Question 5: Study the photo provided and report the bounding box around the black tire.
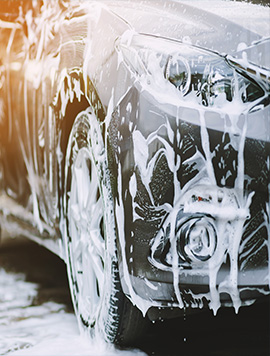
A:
[62,108,148,345]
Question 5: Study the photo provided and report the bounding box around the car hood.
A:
[106,0,270,67]
[232,38,270,72]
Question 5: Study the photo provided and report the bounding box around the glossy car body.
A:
[0,0,269,343]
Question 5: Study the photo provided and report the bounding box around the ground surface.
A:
[0,235,269,356]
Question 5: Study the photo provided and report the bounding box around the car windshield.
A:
[180,0,270,38]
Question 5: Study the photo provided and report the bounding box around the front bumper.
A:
[108,78,270,313]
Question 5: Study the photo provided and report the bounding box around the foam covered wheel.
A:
[63,109,148,345]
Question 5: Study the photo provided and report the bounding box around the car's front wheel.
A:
[62,109,148,345]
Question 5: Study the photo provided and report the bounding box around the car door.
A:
[0,2,31,206]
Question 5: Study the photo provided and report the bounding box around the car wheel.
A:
[63,108,148,345]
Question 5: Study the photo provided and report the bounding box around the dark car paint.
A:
[0,0,269,316]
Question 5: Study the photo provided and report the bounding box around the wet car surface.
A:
[0,0,269,347]
[0,236,269,355]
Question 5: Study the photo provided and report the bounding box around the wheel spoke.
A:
[88,245,104,287]
[68,146,105,326]
[70,203,80,224]
[73,166,87,210]
[74,157,92,210]
[89,198,103,230]
[89,229,105,260]
[82,254,100,307]
[87,270,99,308]
[73,238,84,263]
[85,180,99,212]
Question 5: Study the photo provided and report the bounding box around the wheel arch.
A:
[51,68,107,216]
[53,68,106,156]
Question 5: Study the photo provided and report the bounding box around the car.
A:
[0,0,269,346]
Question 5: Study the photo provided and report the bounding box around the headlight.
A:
[116,33,265,109]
